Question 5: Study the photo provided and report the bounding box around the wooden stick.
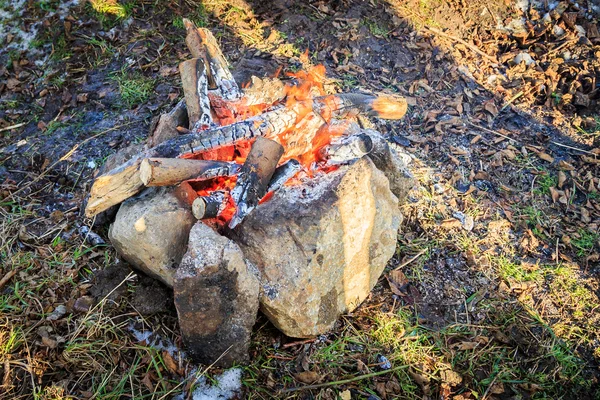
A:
[280,365,409,393]
[183,19,241,100]
[140,158,240,186]
[229,137,284,228]
[426,27,497,62]
[266,159,302,193]
[0,269,17,290]
[179,58,213,129]
[192,192,226,219]
[148,100,189,147]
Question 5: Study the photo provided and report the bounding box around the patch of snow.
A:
[128,324,181,357]
[191,369,243,400]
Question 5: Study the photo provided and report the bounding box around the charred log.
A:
[179,58,213,129]
[266,159,302,193]
[322,133,373,164]
[140,158,240,187]
[229,137,284,228]
[183,18,241,100]
[148,100,189,147]
[191,192,226,220]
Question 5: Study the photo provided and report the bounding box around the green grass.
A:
[533,172,557,196]
[571,229,598,257]
[494,255,541,283]
[111,68,155,108]
[364,19,390,38]
[51,34,73,61]
[173,4,208,29]
[521,205,544,227]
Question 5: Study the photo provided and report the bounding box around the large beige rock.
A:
[108,187,195,286]
[174,222,260,367]
[235,157,404,337]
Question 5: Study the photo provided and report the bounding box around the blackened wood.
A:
[229,138,284,228]
[183,19,240,100]
[191,192,226,220]
[266,159,302,193]
[322,133,373,164]
[84,93,405,217]
[140,158,240,187]
[179,58,213,129]
[148,100,189,147]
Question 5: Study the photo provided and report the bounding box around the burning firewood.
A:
[139,158,240,187]
[183,18,241,100]
[229,137,284,228]
[84,92,407,217]
[191,192,226,220]
[179,58,213,130]
[266,159,302,193]
[322,133,374,164]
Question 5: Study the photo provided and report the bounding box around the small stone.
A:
[73,296,94,313]
[433,183,445,194]
[174,222,259,367]
[47,305,67,321]
[455,180,471,193]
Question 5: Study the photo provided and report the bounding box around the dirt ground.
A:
[1,0,599,399]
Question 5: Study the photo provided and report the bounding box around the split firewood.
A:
[322,133,374,164]
[192,192,226,220]
[229,137,284,228]
[84,93,407,217]
[179,58,213,129]
[140,158,240,187]
[266,159,302,193]
[148,100,189,147]
[242,76,286,106]
[183,18,241,100]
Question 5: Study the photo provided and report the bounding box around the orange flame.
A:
[183,64,358,226]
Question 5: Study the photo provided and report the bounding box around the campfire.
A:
[86,20,413,367]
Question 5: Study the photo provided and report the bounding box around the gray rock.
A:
[108,187,195,287]
[174,222,260,367]
[235,157,402,337]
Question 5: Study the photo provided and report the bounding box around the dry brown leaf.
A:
[162,350,179,375]
[549,187,560,203]
[295,371,321,384]
[441,219,462,229]
[538,152,554,162]
[470,134,481,144]
[558,160,575,170]
[581,207,591,223]
[558,170,567,188]
[582,156,600,165]
[387,269,409,296]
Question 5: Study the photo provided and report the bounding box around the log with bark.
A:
[183,18,241,100]
[179,58,213,129]
[140,158,240,187]
[192,192,226,220]
[229,137,284,228]
[148,100,189,147]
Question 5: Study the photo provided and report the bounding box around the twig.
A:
[546,38,578,56]
[392,249,428,272]
[0,122,27,133]
[466,121,517,143]
[282,338,317,348]
[549,141,596,155]
[0,269,17,290]
[280,365,409,393]
[426,27,497,62]
[6,122,134,198]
